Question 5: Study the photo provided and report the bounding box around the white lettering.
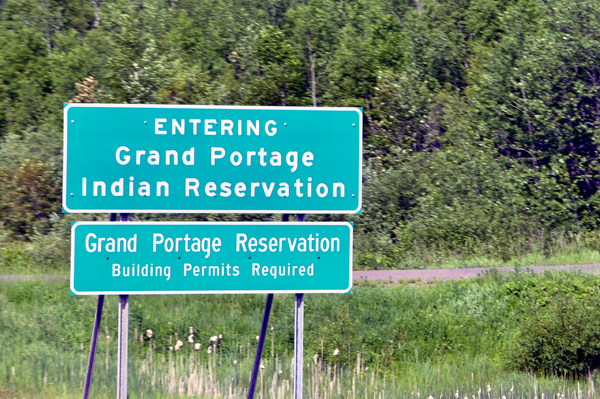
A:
[205,119,217,135]
[211,147,225,165]
[189,119,201,135]
[172,119,185,135]
[183,147,195,165]
[236,233,247,251]
[221,120,234,135]
[205,182,217,197]
[116,146,130,165]
[286,152,298,172]
[86,233,97,252]
[155,118,167,134]
[265,120,277,136]
[185,178,199,196]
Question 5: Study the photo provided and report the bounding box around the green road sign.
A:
[71,222,353,295]
[63,104,362,214]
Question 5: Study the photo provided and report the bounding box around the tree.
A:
[242,25,306,105]
[467,0,600,231]
[0,0,53,135]
[1,159,61,237]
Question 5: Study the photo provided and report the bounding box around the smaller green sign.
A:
[71,222,352,295]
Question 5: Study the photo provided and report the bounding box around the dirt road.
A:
[354,264,600,282]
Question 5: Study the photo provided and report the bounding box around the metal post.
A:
[82,213,116,399]
[294,213,305,399]
[117,213,130,399]
[83,295,104,399]
[294,293,304,399]
[247,214,289,399]
[247,294,274,399]
[117,295,129,399]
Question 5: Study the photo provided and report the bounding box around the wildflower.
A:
[487,385,491,395]
[146,329,153,339]
[233,360,238,366]
[256,335,260,341]
[279,370,283,374]
[106,335,110,342]
[313,354,319,364]
[428,395,434,399]
[209,335,218,344]
[456,390,459,399]
[189,327,193,334]
[510,385,513,393]
[188,334,194,344]
[260,363,265,369]
[194,343,201,351]
[502,396,506,399]
[169,346,173,351]
[219,334,223,339]
[174,340,183,351]
[333,348,340,357]
[365,367,369,370]
[207,347,212,354]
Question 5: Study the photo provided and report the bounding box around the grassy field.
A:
[357,231,600,271]
[2,271,600,398]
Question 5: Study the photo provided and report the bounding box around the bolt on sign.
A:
[63,104,362,214]
[71,222,353,295]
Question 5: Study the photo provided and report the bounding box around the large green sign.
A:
[71,222,353,295]
[63,104,362,214]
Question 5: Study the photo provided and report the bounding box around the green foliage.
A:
[503,272,600,375]
[246,24,306,105]
[1,0,600,268]
[0,160,61,237]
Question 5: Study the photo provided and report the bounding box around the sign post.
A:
[294,292,304,399]
[116,213,130,399]
[294,213,306,399]
[247,213,289,399]
[82,295,104,399]
[82,212,115,399]
[117,294,128,399]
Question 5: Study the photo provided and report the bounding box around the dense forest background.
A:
[1,0,600,270]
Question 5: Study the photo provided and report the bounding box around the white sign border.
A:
[63,104,363,214]
[71,221,353,295]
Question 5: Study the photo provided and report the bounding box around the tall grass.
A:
[2,342,600,399]
[3,274,600,398]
